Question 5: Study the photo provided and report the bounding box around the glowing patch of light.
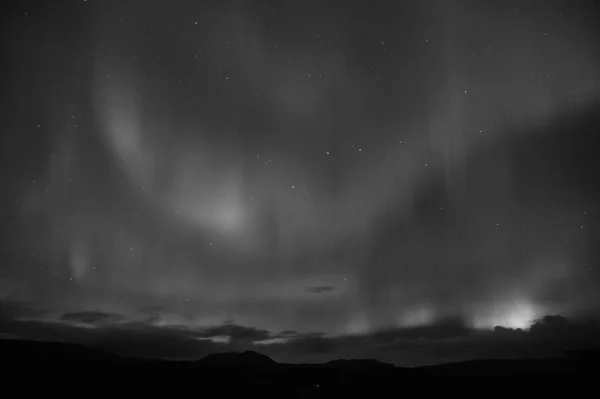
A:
[173,189,248,238]
[396,305,436,327]
[344,312,370,335]
[196,335,230,344]
[59,320,98,329]
[212,199,246,232]
[471,300,540,330]
[253,337,290,345]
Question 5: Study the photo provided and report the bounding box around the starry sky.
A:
[1,0,600,366]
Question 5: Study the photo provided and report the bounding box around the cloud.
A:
[0,301,48,321]
[258,315,600,366]
[528,315,600,342]
[61,311,124,325]
[2,297,600,366]
[306,286,336,294]
[198,323,273,344]
[372,318,474,342]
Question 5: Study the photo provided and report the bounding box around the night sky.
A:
[1,0,600,366]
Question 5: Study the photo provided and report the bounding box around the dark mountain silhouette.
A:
[2,338,598,374]
[323,358,395,370]
[1,338,123,363]
[198,350,277,367]
[1,338,598,397]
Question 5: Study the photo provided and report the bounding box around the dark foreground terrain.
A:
[1,339,597,395]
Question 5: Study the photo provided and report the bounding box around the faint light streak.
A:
[196,335,231,344]
[69,238,90,281]
[253,337,290,345]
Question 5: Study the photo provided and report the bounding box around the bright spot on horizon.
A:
[471,300,541,330]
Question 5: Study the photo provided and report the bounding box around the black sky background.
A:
[1,0,599,366]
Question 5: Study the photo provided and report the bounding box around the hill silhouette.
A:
[323,358,395,370]
[0,338,598,397]
[2,338,598,375]
[198,350,278,367]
